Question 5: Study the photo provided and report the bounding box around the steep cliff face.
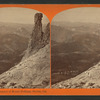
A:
[0,13,50,88]
[23,13,50,60]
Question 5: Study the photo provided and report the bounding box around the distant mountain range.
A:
[0,22,33,38]
[51,22,100,42]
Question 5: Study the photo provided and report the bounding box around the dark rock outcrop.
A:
[23,13,50,59]
[43,23,50,44]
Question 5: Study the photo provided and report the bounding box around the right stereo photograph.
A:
[51,7,100,88]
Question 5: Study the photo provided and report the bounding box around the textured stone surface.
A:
[23,13,50,59]
[0,44,50,88]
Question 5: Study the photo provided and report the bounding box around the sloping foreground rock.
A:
[0,13,50,88]
[52,62,100,88]
[0,44,50,88]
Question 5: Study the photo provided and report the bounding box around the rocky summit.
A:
[23,13,50,60]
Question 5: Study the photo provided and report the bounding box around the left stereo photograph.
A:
[0,7,50,88]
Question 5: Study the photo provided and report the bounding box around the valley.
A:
[51,22,100,84]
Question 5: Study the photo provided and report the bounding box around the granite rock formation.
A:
[23,13,50,60]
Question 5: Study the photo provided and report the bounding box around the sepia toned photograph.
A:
[0,7,50,88]
[51,7,100,88]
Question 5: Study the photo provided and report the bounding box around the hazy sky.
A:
[52,7,100,24]
[0,7,49,24]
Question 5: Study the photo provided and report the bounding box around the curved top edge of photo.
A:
[51,7,100,25]
[0,7,49,25]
